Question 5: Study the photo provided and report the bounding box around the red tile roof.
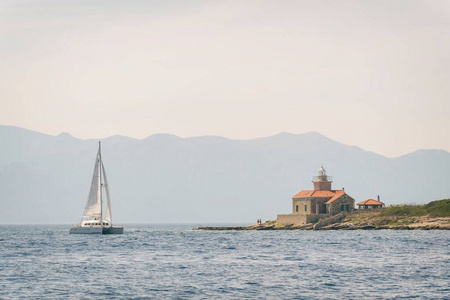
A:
[357,199,384,206]
[293,190,335,198]
[326,190,346,204]
[293,189,347,203]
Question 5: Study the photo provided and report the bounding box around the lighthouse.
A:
[312,165,333,191]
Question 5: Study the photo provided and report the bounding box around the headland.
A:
[195,199,450,231]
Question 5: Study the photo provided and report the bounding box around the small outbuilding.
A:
[357,196,385,209]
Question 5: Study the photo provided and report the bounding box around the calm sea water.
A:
[0,224,449,299]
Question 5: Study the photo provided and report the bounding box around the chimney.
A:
[342,187,345,192]
[377,195,380,202]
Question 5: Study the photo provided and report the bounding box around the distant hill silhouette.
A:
[0,125,449,224]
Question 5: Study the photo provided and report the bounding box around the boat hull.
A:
[69,226,124,234]
[102,227,124,234]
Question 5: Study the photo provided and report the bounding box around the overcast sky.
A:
[1,0,449,157]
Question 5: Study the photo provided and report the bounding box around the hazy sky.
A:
[1,0,449,157]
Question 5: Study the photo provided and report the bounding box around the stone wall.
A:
[327,195,355,216]
[276,214,307,225]
[276,213,329,225]
[313,181,332,191]
[310,198,328,214]
[293,197,328,215]
[292,199,310,215]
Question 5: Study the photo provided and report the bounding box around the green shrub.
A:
[379,205,427,217]
[424,199,450,217]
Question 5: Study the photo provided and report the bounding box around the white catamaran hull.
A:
[70,226,124,234]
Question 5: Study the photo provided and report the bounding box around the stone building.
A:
[277,166,355,225]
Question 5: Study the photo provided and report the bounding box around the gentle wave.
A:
[0,224,449,299]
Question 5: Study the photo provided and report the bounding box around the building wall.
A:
[327,195,355,216]
[293,197,328,215]
[292,198,310,215]
[313,181,332,191]
[311,198,328,214]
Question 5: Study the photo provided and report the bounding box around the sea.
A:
[0,224,448,299]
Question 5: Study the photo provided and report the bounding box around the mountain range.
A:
[0,125,449,224]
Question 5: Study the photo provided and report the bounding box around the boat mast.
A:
[99,141,103,225]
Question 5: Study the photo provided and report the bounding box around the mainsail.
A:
[102,162,112,223]
[84,147,102,218]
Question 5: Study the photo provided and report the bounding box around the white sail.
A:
[84,147,102,218]
[102,162,112,223]
[70,142,124,234]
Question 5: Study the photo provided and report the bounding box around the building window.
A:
[304,205,307,212]
[296,205,298,212]
[341,204,349,212]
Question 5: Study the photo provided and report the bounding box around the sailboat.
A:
[70,142,124,234]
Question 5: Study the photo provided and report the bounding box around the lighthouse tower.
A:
[312,165,333,191]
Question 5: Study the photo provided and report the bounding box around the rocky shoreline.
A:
[195,214,450,231]
[195,224,449,231]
